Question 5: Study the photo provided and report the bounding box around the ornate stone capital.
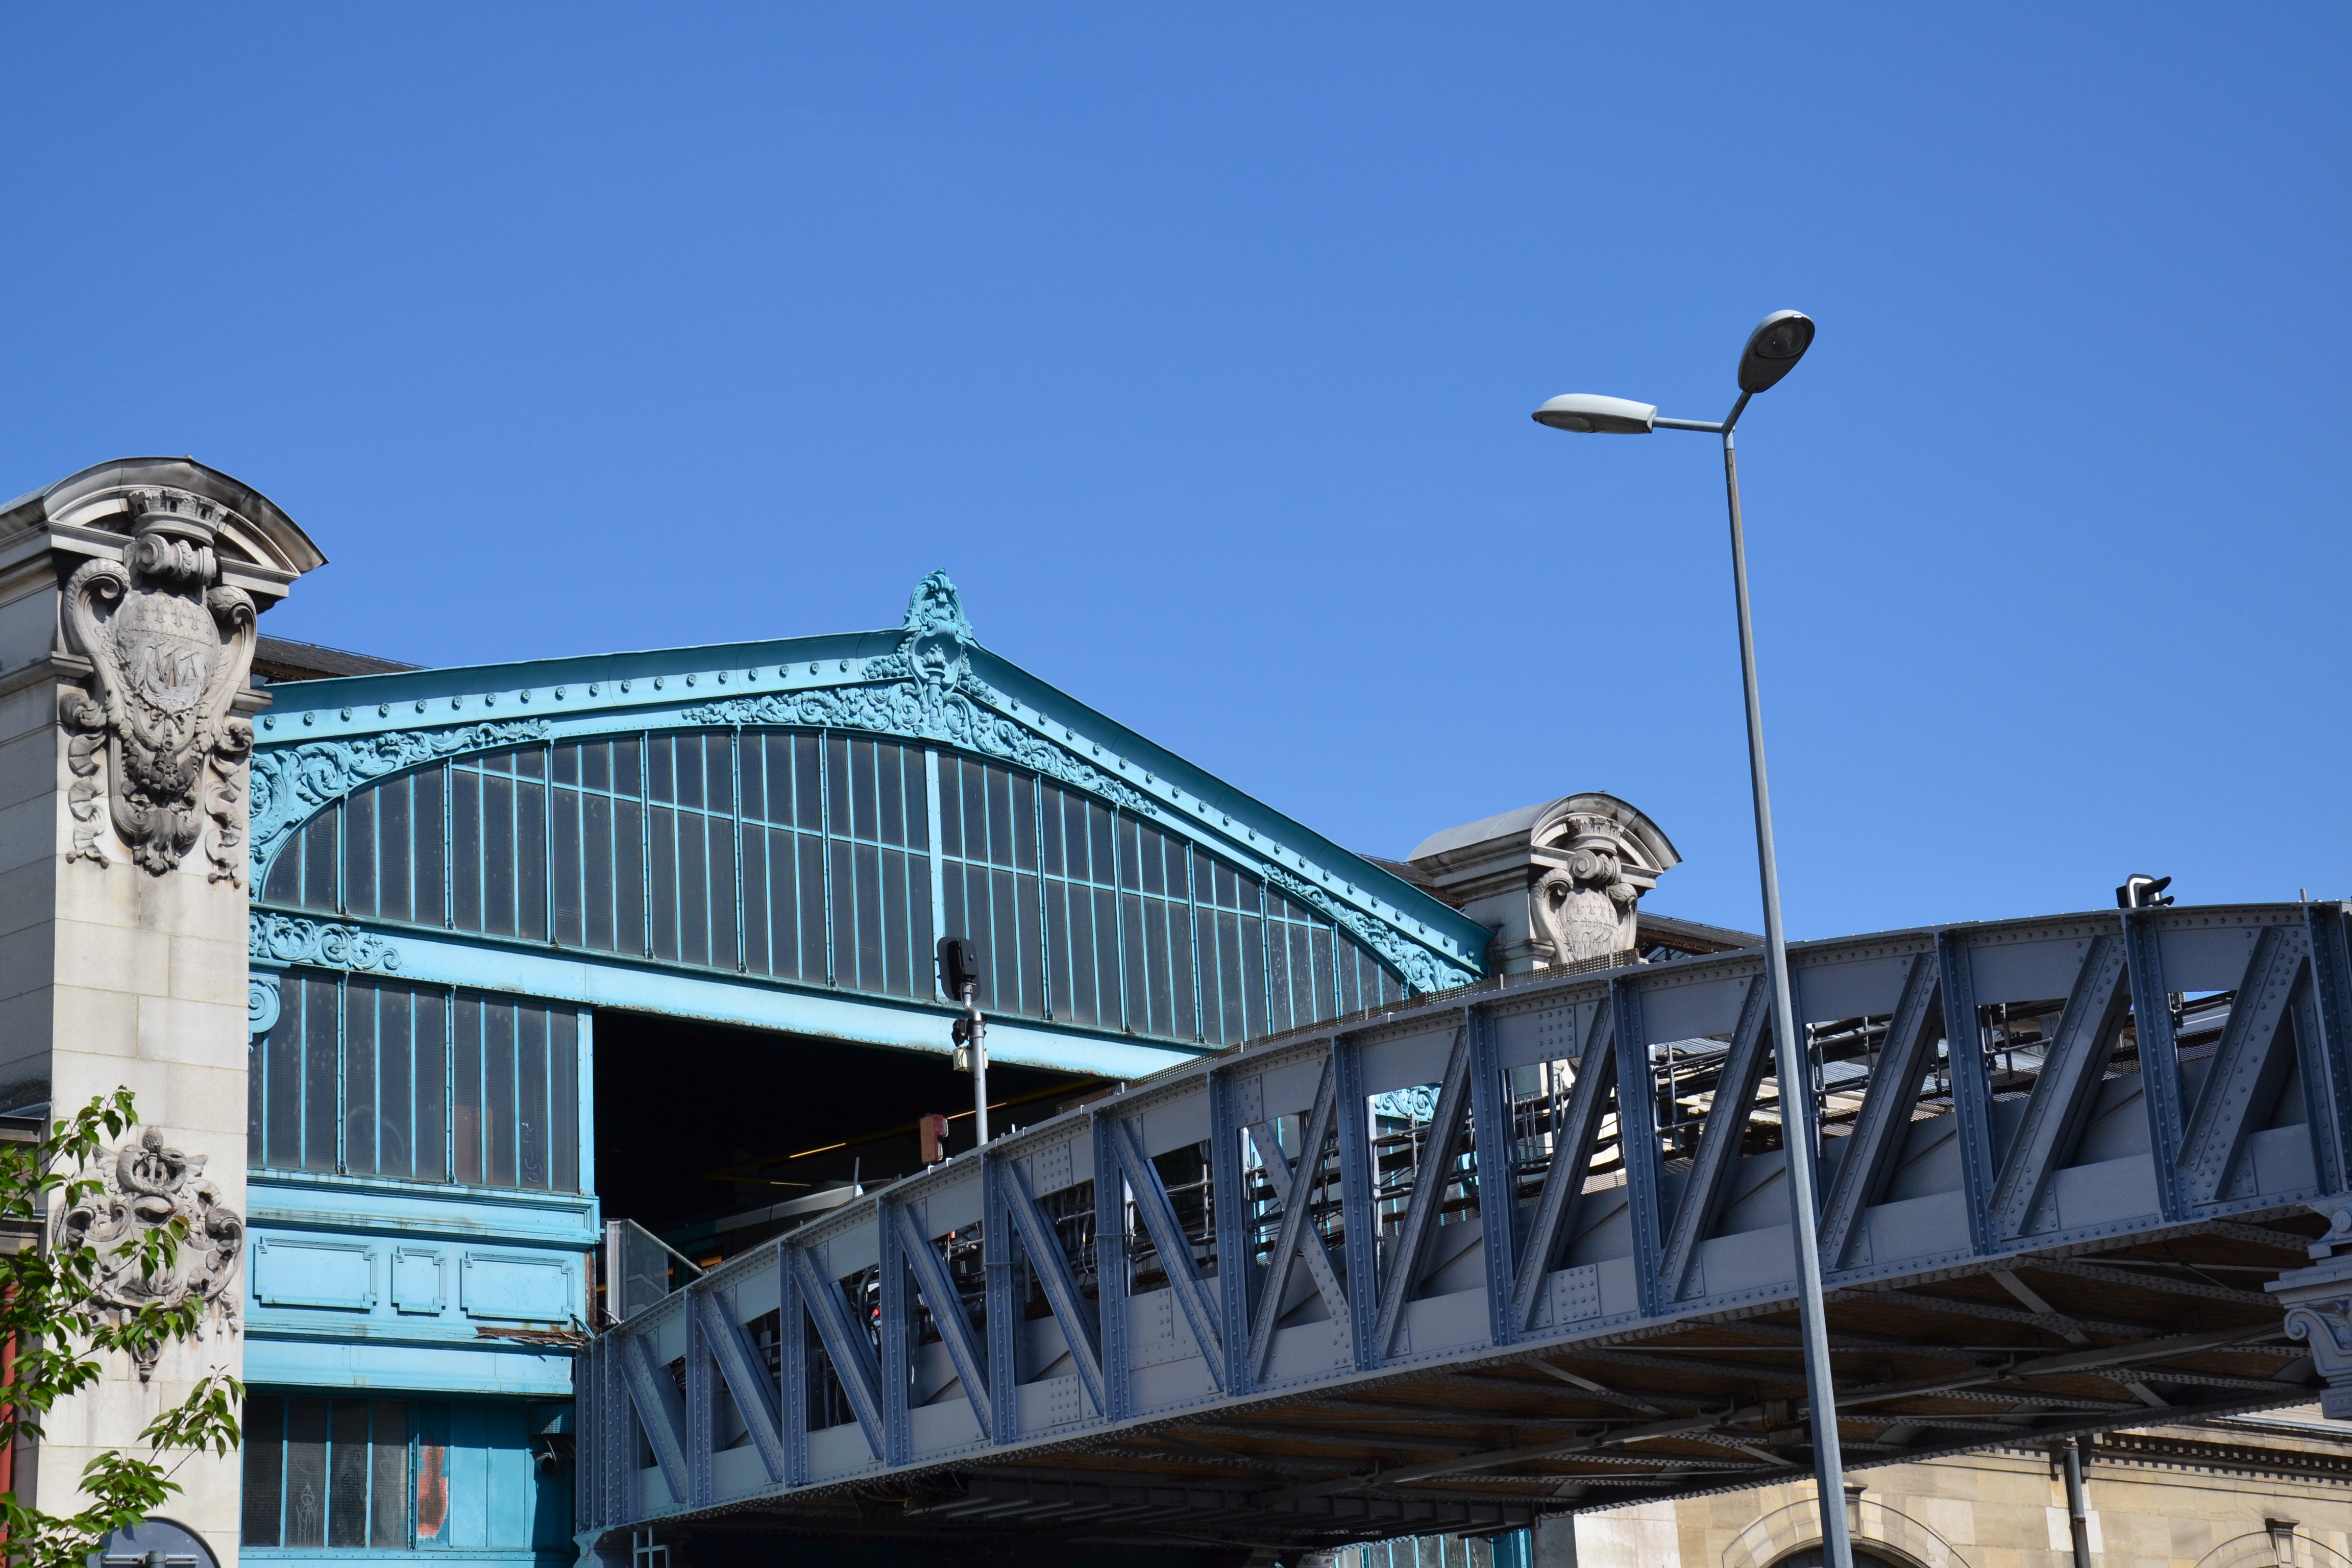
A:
[2267,1198,2352,1417]
[60,489,260,881]
[52,1125,244,1381]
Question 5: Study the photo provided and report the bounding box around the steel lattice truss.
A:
[577,901,2352,1556]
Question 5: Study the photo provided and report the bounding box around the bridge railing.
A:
[577,901,2352,1535]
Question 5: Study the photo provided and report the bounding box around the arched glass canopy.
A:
[260,724,1407,1047]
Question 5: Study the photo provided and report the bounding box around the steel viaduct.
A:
[575,898,2352,1563]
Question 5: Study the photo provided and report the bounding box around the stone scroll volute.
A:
[59,488,259,883]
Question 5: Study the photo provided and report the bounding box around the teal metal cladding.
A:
[258,725,1406,1049]
[250,971,583,1193]
[242,1393,571,1565]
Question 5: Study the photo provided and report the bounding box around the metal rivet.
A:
[554,687,566,699]
[808,662,819,674]
[484,693,496,706]
[452,697,463,709]
[652,677,664,690]
[303,712,315,725]
[415,700,427,713]
[683,673,694,686]
[262,715,276,730]
[339,707,351,721]
[378,704,389,717]
[716,670,727,684]
[519,690,531,702]
[620,680,631,693]
[589,683,600,696]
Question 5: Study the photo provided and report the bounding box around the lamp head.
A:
[1531,393,1657,434]
[1737,310,1815,394]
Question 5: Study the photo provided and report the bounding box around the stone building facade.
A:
[1559,1409,2352,1568]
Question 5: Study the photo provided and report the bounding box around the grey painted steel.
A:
[579,901,2346,1537]
[1720,398,1853,1568]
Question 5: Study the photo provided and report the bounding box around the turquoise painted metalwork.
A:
[248,573,1486,990]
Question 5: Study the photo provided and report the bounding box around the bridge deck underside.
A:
[580,903,2352,1556]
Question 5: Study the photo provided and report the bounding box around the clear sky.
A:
[2,8,2345,943]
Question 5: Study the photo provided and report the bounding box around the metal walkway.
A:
[576,901,2352,1557]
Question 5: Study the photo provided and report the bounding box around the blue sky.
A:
[2,8,2345,942]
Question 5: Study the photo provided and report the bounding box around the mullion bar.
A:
[820,731,837,987]
[640,734,654,957]
[733,730,747,973]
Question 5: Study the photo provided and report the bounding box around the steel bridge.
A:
[575,900,2352,1560]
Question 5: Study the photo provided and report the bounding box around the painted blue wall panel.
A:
[247,1337,575,1399]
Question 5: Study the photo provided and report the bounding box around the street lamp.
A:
[1533,309,1852,1568]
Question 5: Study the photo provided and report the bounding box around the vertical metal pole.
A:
[2062,1437,2093,1568]
[965,985,990,1146]
[1722,422,1852,1568]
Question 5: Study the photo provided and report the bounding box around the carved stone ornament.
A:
[52,1125,244,1381]
[1537,827,1644,965]
[2270,1198,2352,1417]
[61,490,259,880]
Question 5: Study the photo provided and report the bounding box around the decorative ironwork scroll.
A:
[249,911,403,973]
[248,718,552,870]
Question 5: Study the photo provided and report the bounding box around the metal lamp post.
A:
[1533,310,1852,1568]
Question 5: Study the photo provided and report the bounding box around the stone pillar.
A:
[0,460,323,1568]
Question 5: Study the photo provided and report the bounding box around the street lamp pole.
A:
[1533,312,1851,1568]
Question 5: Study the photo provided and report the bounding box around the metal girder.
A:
[576,901,2349,1554]
[1939,930,1999,1252]
[1611,981,1669,1316]
[1819,953,1941,1267]
[888,1203,993,1434]
[1987,933,2132,1241]
[1654,973,1773,1302]
[999,1152,1108,1416]
[1107,1114,1224,1387]
[693,1287,788,1483]
[618,1328,693,1507]
[1371,1024,1476,1359]
[1507,1001,1617,1334]
[1246,1055,1350,1379]
[2180,925,2310,1206]
[788,1245,888,1460]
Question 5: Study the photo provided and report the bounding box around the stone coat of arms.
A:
[52,1125,245,1381]
[61,489,260,880]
